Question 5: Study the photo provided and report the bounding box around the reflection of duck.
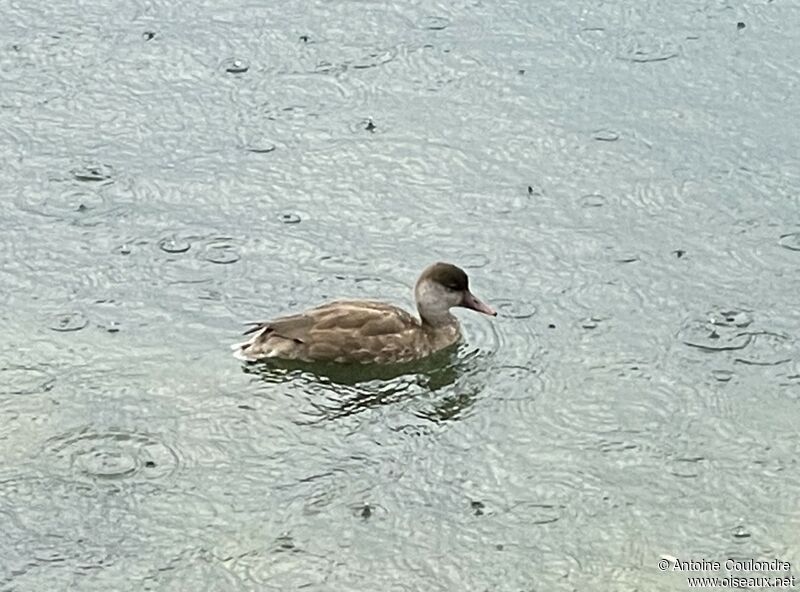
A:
[240,347,483,422]
[232,262,496,364]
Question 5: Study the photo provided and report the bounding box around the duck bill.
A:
[462,291,497,316]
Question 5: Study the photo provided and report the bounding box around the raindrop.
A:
[460,253,490,268]
[279,213,301,224]
[732,525,750,539]
[364,119,376,132]
[143,31,156,41]
[244,141,276,154]
[420,16,450,30]
[24,189,107,221]
[202,241,240,265]
[351,48,396,69]
[72,164,113,182]
[223,58,249,74]
[493,299,537,319]
[737,22,746,30]
[158,236,191,254]
[580,194,607,207]
[679,312,753,352]
[711,369,734,382]
[49,312,89,332]
[275,534,294,550]
[83,448,138,478]
[45,428,180,484]
[778,233,800,251]
[527,185,544,196]
[712,310,752,328]
[593,129,619,142]
[734,331,793,366]
[617,34,679,62]
[508,501,561,525]
[666,457,704,478]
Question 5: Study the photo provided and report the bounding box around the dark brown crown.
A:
[419,262,469,291]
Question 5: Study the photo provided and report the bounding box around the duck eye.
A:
[445,284,460,291]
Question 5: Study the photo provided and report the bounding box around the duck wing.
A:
[234,300,423,363]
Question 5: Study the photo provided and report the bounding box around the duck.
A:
[232,262,496,364]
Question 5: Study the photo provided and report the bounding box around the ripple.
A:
[459,253,490,269]
[294,369,431,423]
[48,311,88,332]
[71,163,114,183]
[221,57,249,74]
[579,193,607,208]
[711,369,735,382]
[0,364,56,395]
[278,212,302,225]
[202,239,240,265]
[349,501,388,520]
[570,275,646,316]
[468,271,541,375]
[492,298,537,319]
[350,47,397,70]
[486,365,546,410]
[0,474,124,571]
[152,233,243,284]
[145,548,244,590]
[43,427,180,486]
[392,43,476,94]
[664,455,706,478]
[16,186,109,224]
[617,32,680,63]
[316,252,372,274]
[678,310,755,352]
[778,233,800,251]
[158,235,192,254]
[242,138,277,154]
[228,542,335,588]
[734,332,794,366]
[419,16,450,30]
[157,261,212,285]
[233,73,350,138]
[491,464,605,531]
[506,501,563,525]
[592,129,619,142]
[537,361,684,451]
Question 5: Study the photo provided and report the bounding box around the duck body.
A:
[233,299,460,364]
[232,262,495,365]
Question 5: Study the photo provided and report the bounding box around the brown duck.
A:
[232,262,496,364]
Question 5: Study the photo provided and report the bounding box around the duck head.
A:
[414,262,496,326]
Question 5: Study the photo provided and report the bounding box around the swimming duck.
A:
[232,262,496,364]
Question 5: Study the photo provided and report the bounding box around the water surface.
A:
[2,0,799,590]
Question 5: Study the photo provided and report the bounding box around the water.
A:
[2,0,799,590]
